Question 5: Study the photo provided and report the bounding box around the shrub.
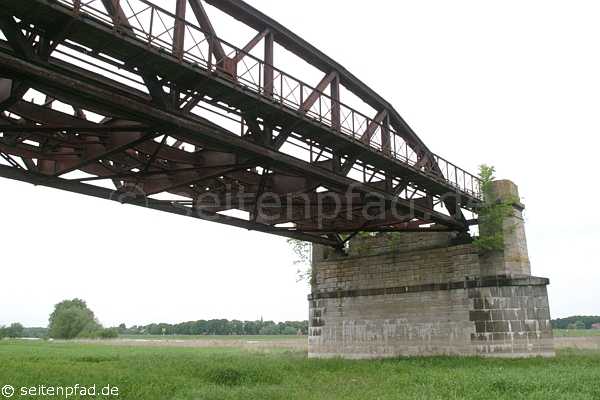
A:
[209,368,244,386]
[473,165,516,253]
[207,367,282,386]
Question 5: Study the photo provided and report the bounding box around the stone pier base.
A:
[308,181,554,359]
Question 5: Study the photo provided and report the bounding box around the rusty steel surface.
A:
[0,0,482,248]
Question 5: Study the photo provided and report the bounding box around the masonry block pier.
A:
[308,181,554,358]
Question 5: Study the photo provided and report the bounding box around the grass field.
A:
[1,340,600,400]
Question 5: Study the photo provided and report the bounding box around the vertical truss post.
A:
[172,0,187,106]
[173,0,187,61]
[264,32,274,97]
[382,112,393,191]
[381,113,391,155]
[331,73,340,131]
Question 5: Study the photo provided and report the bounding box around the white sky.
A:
[1,0,599,327]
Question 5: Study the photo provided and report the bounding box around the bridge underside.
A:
[0,0,482,247]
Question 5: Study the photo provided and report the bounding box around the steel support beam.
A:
[188,0,227,61]
[263,31,274,97]
[0,164,339,246]
[204,0,437,157]
[0,51,466,230]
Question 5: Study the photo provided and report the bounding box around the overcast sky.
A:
[1,0,599,327]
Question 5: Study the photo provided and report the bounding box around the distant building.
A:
[592,323,600,330]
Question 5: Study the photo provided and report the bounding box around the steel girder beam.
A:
[0,0,480,207]
[0,0,485,246]
[0,110,415,239]
[204,0,433,152]
[0,124,148,133]
[0,164,339,246]
[0,74,448,237]
[203,0,471,223]
[0,50,465,231]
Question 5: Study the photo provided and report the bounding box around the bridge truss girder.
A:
[0,0,481,248]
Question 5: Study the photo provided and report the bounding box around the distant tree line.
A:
[0,324,51,339]
[5,306,600,339]
[2,297,308,340]
[118,319,308,336]
[8,309,600,339]
[0,299,118,340]
[1,319,308,339]
[21,327,49,338]
[552,316,600,330]
[0,323,24,338]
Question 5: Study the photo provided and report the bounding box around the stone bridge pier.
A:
[308,180,554,358]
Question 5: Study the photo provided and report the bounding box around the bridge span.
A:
[0,0,482,248]
[0,0,555,360]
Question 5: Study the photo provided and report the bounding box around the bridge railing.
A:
[54,0,482,200]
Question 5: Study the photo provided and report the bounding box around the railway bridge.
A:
[0,0,552,358]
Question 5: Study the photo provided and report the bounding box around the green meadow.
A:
[1,340,600,400]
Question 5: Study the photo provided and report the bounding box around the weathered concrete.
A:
[308,181,554,358]
[480,180,531,277]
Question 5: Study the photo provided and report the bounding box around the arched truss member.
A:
[0,0,482,248]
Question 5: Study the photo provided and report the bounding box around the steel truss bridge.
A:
[0,0,482,248]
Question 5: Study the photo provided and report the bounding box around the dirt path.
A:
[72,337,308,350]
[67,336,600,351]
[554,336,600,350]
